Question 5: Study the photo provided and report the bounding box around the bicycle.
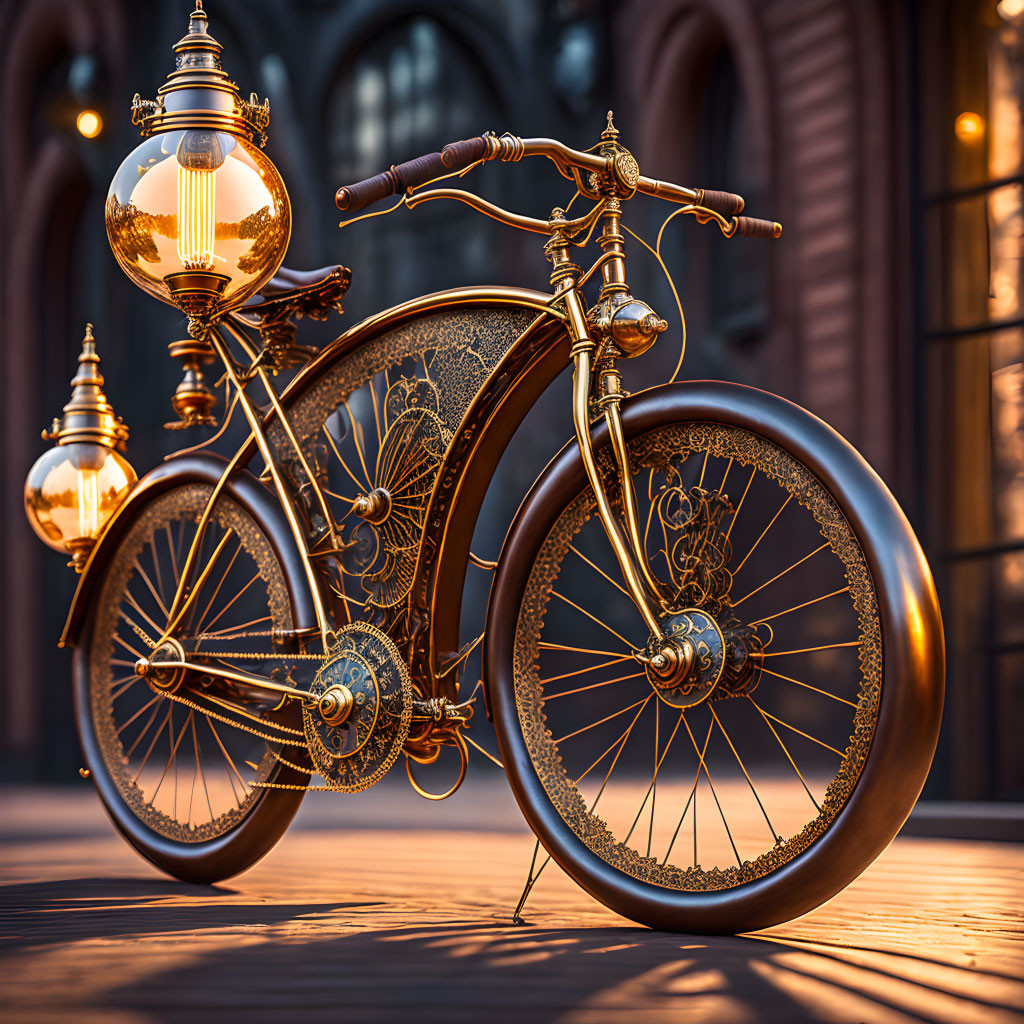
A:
[40,6,943,935]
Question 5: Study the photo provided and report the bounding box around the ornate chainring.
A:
[302,623,413,792]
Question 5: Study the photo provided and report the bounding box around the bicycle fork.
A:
[548,217,696,678]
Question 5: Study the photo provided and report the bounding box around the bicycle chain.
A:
[159,688,307,742]
[129,620,325,662]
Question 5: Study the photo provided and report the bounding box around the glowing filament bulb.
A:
[176,165,216,269]
[175,130,226,272]
[76,466,100,539]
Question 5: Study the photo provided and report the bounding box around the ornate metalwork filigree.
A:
[90,485,293,843]
[303,623,413,792]
[513,421,883,891]
[268,306,538,621]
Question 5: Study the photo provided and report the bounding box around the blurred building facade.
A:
[0,0,1020,800]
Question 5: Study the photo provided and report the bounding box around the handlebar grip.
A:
[699,189,745,216]
[441,136,490,169]
[734,216,782,239]
[336,150,451,212]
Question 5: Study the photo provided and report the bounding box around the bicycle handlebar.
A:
[335,132,781,240]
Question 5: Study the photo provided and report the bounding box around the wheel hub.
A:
[134,637,185,694]
[644,609,725,708]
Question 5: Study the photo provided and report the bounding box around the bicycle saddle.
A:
[241,263,351,321]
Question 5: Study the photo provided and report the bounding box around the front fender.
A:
[59,453,317,648]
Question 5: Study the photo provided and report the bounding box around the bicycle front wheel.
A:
[487,382,943,933]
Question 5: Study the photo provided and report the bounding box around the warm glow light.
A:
[77,466,99,538]
[24,442,136,554]
[954,111,985,142]
[997,0,1024,20]
[76,109,102,139]
[176,166,217,270]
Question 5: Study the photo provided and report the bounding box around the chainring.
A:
[302,623,413,792]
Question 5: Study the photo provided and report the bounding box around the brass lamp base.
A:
[164,271,231,336]
[65,537,96,573]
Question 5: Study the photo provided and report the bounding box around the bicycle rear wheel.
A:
[487,382,943,933]
[74,475,309,883]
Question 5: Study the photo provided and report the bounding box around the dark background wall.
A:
[1,0,1021,802]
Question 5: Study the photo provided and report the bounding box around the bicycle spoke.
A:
[342,399,374,488]
[569,544,631,599]
[151,710,192,803]
[192,542,243,636]
[734,494,791,576]
[124,699,165,756]
[748,697,844,756]
[322,423,367,493]
[111,675,139,701]
[148,539,167,606]
[199,614,272,639]
[709,705,779,843]
[758,639,859,657]
[206,716,249,804]
[723,465,756,547]
[166,524,181,587]
[681,713,741,867]
[199,570,263,635]
[623,703,687,849]
[123,590,165,639]
[134,559,170,620]
[750,587,851,626]
[662,716,713,864]
[747,696,821,812]
[719,456,733,494]
[132,702,174,781]
[555,696,651,744]
[544,669,645,701]
[113,626,146,660]
[759,666,858,706]
[539,654,633,686]
[573,696,652,787]
[697,449,709,489]
[538,642,627,658]
[730,542,829,607]
[117,693,161,735]
[551,590,633,648]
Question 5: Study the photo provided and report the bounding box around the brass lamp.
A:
[105,0,291,334]
[24,325,137,570]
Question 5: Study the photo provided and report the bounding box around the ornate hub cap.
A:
[645,609,725,708]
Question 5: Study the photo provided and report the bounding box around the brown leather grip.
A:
[441,136,490,168]
[734,216,782,239]
[336,150,451,212]
[700,189,745,216]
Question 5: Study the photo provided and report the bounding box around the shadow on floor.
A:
[2,876,1021,1022]
[0,876,381,949]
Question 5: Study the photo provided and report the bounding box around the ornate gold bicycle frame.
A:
[61,129,756,772]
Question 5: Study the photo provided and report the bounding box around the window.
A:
[325,18,504,316]
[920,0,1024,798]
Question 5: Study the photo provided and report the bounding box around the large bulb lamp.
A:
[24,325,137,571]
[105,1,291,331]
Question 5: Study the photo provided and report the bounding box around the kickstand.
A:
[511,839,551,925]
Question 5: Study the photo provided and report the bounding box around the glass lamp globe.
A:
[105,128,291,313]
[25,442,136,562]
[23,323,137,571]
[105,2,291,322]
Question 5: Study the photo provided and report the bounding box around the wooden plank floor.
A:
[1,776,1022,1023]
